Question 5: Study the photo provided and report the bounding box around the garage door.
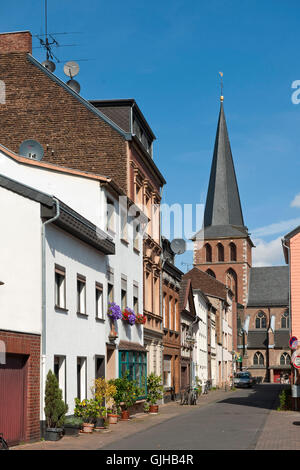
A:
[0,354,27,445]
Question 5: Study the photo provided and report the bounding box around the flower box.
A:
[107,302,122,321]
[122,308,136,325]
[135,314,146,325]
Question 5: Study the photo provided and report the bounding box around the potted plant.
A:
[74,398,100,433]
[122,307,136,325]
[143,402,150,413]
[63,416,83,437]
[92,377,117,426]
[135,313,146,325]
[110,372,140,420]
[147,373,163,414]
[44,370,68,441]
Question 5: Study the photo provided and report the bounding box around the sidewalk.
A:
[13,388,236,450]
[256,409,300,450]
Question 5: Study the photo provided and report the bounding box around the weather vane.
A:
[219,71,224,101]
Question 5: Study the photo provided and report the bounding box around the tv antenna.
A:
[181,261,192,272]
[35,1,84,73]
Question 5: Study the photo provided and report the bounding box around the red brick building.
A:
[0,31,166,378]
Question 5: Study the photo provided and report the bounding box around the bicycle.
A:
[180,386,198,405]
[0,433,9,450]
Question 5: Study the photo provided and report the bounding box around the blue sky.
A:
[1,0,300,270]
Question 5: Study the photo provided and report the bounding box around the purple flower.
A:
[128,314,136,325]
[107,302,122,321]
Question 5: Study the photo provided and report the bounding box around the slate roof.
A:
[0,173,115,255]
[247,266,289,307]
[247,330,268,349]
[191,224,250,241]
[118,340,147,352]
[183,267,228,301]
[274,330,290,349]
[203,102,245,229]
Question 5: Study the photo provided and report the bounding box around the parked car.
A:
[234,372,253,388]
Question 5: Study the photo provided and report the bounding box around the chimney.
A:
[0,31,32,54]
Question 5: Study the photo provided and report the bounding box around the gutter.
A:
[41,198,60,419]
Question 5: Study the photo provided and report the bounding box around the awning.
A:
[118,340,147,352]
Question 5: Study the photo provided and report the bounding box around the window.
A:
[54,355,66,402]
[230,242,237,261]
[163,356,171,388]
[253,351,264,366]
[95,283,103,319]
[281,311,289,329]
[106,197,115,232]
[121,276,127,310]
[108,282,114,304]
[133,283,139,314]
[133,221,140,251]
[206,269,216,278]
[77,275,86,314]
[119,350,147,397]
[120,209,127,241]
[163,293,166,327]
[280,352,290,365]
[205,243,212,262]
[174,299,178,331]
[255,311,267,329]
[217,243,224,262]
[169,297,172,330]
[77,357,87,400]
[55,265,66,309]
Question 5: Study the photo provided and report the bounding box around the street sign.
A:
[292,353,300,369]
[290,336,298,349]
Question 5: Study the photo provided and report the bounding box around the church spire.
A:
[203,99,245,230]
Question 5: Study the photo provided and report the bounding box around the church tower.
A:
[192,97,254,308]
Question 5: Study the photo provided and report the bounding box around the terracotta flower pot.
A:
[82,423,94,433]
[121,410,130,420]
[149,404,159,414]
[107,413,118,424]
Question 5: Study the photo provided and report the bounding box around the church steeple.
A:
[203,100,246,230]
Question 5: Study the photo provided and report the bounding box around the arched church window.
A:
[206,269,216,278]
[280,352,290,366]
[205,243,212,262]
[253,351,264,366]
[281,311,289,329]
[225,268,237,297]
[217,243,224,262]
[229,242,237,261]
[255,311,267,329]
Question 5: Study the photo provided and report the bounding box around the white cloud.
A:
[291,193,300,208]
[252,236,285,267]
[251,217,300,238]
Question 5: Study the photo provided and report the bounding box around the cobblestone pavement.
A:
[256,408,300,450]
[13,388,236,451]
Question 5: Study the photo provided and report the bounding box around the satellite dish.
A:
[170,238,186,255]
[66,79,80,94]
[19,140,44,161]
[64,61,80,78]
[42,60,56,73]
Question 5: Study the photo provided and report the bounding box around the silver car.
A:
[234,372,253,388]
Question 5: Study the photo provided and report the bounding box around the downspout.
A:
[282,239,293,384]
[159,185,165,402]
[41,198,60,420]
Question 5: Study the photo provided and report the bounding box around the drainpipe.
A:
[40,198,60,420]
[282,239,293,386]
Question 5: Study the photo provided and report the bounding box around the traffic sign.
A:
[292,352,300,369]
[290,336,298,349]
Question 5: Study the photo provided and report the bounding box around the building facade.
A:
[161,238,183,401]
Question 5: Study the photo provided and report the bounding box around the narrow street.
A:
[101,384,283,450]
